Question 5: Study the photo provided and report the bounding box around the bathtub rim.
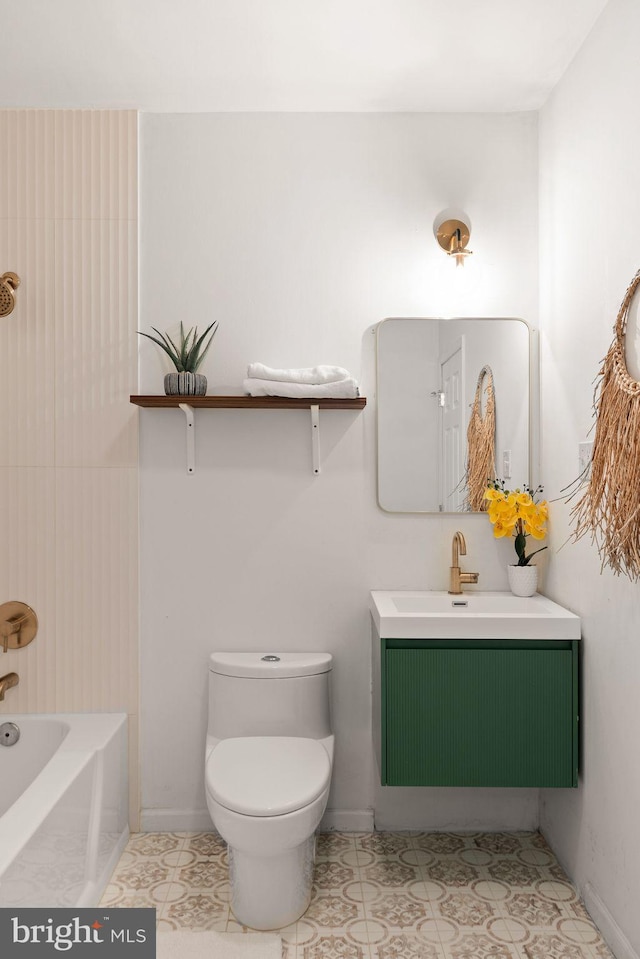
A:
[0,712,128,889]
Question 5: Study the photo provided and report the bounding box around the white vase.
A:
[507,564,538,597]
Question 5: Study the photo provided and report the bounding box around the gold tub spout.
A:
[0,672,19,701]
[449,531,479,595]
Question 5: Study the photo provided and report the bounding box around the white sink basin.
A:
[370,590,581,640]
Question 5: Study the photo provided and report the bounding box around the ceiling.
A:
[2,0,609,112]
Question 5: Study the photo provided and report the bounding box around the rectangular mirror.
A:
[376,317,535,513]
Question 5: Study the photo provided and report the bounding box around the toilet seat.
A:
[206,736,331,817]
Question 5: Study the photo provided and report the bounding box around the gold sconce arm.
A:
[433,212,473,267]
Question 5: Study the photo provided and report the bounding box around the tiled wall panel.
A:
[54,218,138,467]
[54,110,138,221]
[0,218,56,465]
[54,467,138,711]
[0,110,56,219]
[0,467,57,713]
[0,110,139,826]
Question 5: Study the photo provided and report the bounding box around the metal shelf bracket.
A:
[172,400,330,475]
[311,404,320,475]
[178,403,195,474]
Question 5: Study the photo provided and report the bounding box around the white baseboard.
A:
[320,808,374,832]
[140,807,374,834]
[140,808,213,832]
[583,882,638,959]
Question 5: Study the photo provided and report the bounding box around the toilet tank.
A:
[208,652,332,741]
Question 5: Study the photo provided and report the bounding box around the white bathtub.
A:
[0,713,129,907]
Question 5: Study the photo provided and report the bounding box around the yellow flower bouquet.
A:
[484,480,548,566]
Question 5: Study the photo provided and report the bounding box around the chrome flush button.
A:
[261,655,281,662]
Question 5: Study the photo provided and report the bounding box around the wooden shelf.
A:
[130,394,366,410]
[129,394,366,474]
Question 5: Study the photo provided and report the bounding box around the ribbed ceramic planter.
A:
[164,372,207,396]
[507,564,538,597]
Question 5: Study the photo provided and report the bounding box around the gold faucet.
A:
[0,672,19,701]
[449,531,479,595]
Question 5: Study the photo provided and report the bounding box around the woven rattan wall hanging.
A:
[466,365,496,512]
[572,268,640,579]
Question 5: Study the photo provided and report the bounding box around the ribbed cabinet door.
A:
[385,648,574,787]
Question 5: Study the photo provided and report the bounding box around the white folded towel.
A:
[243,377,360,399]
[247,363,352,385]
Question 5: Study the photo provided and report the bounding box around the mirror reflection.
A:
[376,317,531,513]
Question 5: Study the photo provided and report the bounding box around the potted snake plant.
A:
[139,321,218,396]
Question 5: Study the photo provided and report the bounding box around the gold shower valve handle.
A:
[0,602,38,652]
[0,272,20,317]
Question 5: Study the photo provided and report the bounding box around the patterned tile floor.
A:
[100,831,615,959]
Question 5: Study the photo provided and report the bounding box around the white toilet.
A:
[204,652,334,930]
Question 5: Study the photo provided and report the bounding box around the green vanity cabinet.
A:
[378,638,579,788]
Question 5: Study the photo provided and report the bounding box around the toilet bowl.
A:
[204,653,334,930]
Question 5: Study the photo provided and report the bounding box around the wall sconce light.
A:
[434,212,473,267]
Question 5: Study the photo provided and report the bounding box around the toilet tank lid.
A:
[209,652,332,678]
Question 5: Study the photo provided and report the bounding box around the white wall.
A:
[139,111,540,832]
[539,1,640,956]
